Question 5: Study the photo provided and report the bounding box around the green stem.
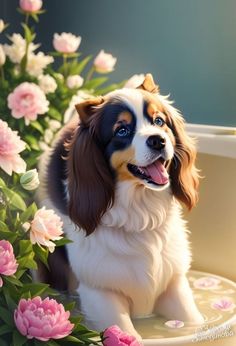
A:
[63,54,68,77]
[86,66,95,81]
[0,66,5,82]
[25,13,29,26]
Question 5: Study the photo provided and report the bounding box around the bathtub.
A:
[185,123,236,282]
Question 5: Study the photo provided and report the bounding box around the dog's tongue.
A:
[143,160,169,185]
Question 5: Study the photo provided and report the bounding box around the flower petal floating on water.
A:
[211,297,235,312]
[164,320,185,328]
[193,276,221,290]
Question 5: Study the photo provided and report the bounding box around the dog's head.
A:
[66,74,199,235]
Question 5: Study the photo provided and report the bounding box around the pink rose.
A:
[0,120,26,175]
[94,50,117,73]
[8,82,49,125]
[29,207,63,253]
[19,0,42,13]
[53,33,81,54]
[14,296,74,341]
[103,325,142,346]
[0,240,18,287]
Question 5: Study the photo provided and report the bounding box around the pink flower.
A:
[0,240,18,287]
[14,296,74,341]
[193,276,221,290]
[211,297,235,312]
[164,320,185,328]
[94,50,117,73]
[103,325,142,346]
[0,120,26,175]
[8,82,49,125]
[29,207,63,253]
[53,33,81,54]
[19,0,42,13]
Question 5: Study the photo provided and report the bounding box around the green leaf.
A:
[0,220,9,232]
[30,121,44,134]
[1,187,26,211]
[21,23,33,44]
[3,276,23,287]
[17,251,37,270]
[0,229,18,243]
[33,244,49,268]
[0,178,6,187]
[48,107,62,121]
[19,239,33,255]
[63,301,76,312]
[75,56,92,75]
[0,307,14,326]
[54,237,73,247]
[20,283,50,297]
[84,77,108,90]
[3,287,18,310]
[20,202,37,224]
[0,324,12,336]
[12,330,27,346]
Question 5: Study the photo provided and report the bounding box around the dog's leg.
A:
[154,274,204,323]
[78,283,142,341]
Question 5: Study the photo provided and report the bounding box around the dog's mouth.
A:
[127,158,169,186]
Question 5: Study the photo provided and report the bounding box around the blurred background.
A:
[2,0,236,126]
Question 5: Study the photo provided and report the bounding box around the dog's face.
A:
[66,74,199,235]
[98,88,175,192]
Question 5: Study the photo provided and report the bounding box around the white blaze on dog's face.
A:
[101,88,176,191]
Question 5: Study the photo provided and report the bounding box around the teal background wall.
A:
[2,0,236,126]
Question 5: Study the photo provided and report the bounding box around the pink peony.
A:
[8,82,49,125]
[94,50,117,73]
[19,0,42,13]
[29,207,63,253]
[0,120,26,175]
[14,296,74,341]
[0,240,18,287]
[53,33,81,54]
[103,325,142,346]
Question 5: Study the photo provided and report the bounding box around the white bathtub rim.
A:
[143,270,236,345]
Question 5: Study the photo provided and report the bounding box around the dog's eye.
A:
[154,117,165,127]
[115,127,130,137]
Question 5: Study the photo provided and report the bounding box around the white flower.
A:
[66,75,84,89]
[26,52,54,77]
[64,90,93,124]
[124,74,145,88]
[4,33,39,64]
[53,33,81,54]
[48,120,61,132]
[38,74,57,94]
[0,44,6,66]
[20,169,40,190]
[0,19,5,33]
[94,50,117,73]
[39,141,50,151]
[44,129,54,144]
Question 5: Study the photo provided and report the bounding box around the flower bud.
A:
[20,169,40,190]
[0,19,5,33]
[19,0,42,13]
[66,75,84,89]
[0,44,6,66]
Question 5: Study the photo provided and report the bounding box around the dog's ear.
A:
[137,73,160,93]
[66,98,114,236]
[169,115,199,209]
[75,96,104,126]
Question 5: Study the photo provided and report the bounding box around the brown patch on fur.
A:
[110,147,135,181]
[75,96,104,125]
[137,73,159,93]
[113,111,133,133]
[168,115,199,209]
[66,101,115,236]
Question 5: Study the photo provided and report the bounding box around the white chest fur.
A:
[65,182,191,317]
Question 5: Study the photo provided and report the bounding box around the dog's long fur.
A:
[38,74,203,340]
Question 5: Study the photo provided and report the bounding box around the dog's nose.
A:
[146,135,166,150]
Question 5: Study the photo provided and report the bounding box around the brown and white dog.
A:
[38,74,203,340]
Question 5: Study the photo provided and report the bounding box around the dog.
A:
[38,74,204,340]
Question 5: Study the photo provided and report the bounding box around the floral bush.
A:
[0,1,143,345]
